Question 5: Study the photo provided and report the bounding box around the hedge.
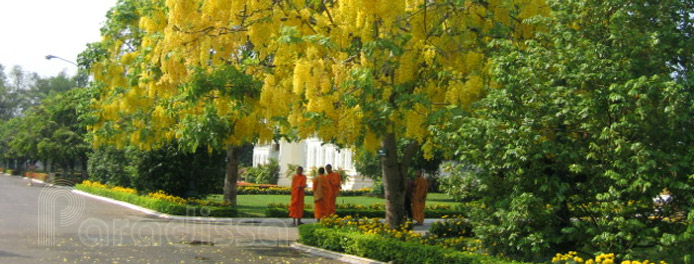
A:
[76,184,237,217]
[298,225,525,264]
[237,185,372,196]
[266,207,466,218]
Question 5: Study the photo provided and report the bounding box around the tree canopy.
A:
[82,0,550,227]
[445,0,694,261]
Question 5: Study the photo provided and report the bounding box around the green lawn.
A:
[208,192,458,217]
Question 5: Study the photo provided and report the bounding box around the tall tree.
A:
[0,64,7,87]
[27,71,76,106]
[81,0,271,206]
[37,88,92,175]
[447,0,694,261]
[0,65,30,119]
[98,0,549,228]
[8,65,32,92]
[0,64,16,120]
[85,0,550,226]
[252,0,548,228]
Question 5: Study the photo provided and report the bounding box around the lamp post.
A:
[45,55,78,66]
[45,54,87,87]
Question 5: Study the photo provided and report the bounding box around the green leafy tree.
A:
[445,0,694,261]
[27,71,77,107]
[87,146,131,187]
[36,88,92,175]
[0,65,23,120]
[127,143,226,198]
[0,64,14,120]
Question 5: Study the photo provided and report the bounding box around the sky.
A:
[0,0,117,78]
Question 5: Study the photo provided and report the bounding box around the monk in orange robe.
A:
[289,166,307,225]
[312,167,329,220]
[411,170,428,225]
[325,164,341,216]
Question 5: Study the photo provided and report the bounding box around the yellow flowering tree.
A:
[250,0,549,227]
[80,0,272,206]
[84,0,548,226]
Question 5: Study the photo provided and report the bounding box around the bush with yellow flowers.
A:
[111,186,137,195]
[551,252,667,264]
[318,215,423,242]
[147,190,186,205]
[429,215,474,238]
[76,180,237,217]
[80,180,109,189]
[299,221,519,264]
[316,214,488,254]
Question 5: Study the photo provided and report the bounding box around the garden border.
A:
[71,189,242,223]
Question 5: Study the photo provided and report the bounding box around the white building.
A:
[253,138,374,190]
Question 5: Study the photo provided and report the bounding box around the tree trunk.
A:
[381,133,406,228]
[61,161,69,176]
[223,145,240,206]
[381,133,421,229]
[80,156,88,181]
[69,159,75,176]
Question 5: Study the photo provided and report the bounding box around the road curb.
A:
[290,242,385,264]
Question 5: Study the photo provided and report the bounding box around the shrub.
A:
[242,158,279,184]
[429,215,474,238]
[127,144,225,198]
[87,146,131,187]
[89,143,227,198]
[369,181,385,196]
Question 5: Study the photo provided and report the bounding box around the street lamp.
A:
[45,54,78,66]
[45,54,87,87]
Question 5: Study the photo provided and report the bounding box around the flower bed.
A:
[298,222,522,264]
[25,171,49,181]
[265,202,467,218]
[76,181,237,217]
[551,251,667,264]
[300,215,670,264]
[237,185,372,196]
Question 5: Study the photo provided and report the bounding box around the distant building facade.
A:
[253,138,374,190]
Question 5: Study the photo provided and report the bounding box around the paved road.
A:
[0,175,341,264]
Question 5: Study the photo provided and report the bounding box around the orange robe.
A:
[289,174,307,218]
[312,174,329,219]
[411,177,428,223]
[326,172,341,215]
